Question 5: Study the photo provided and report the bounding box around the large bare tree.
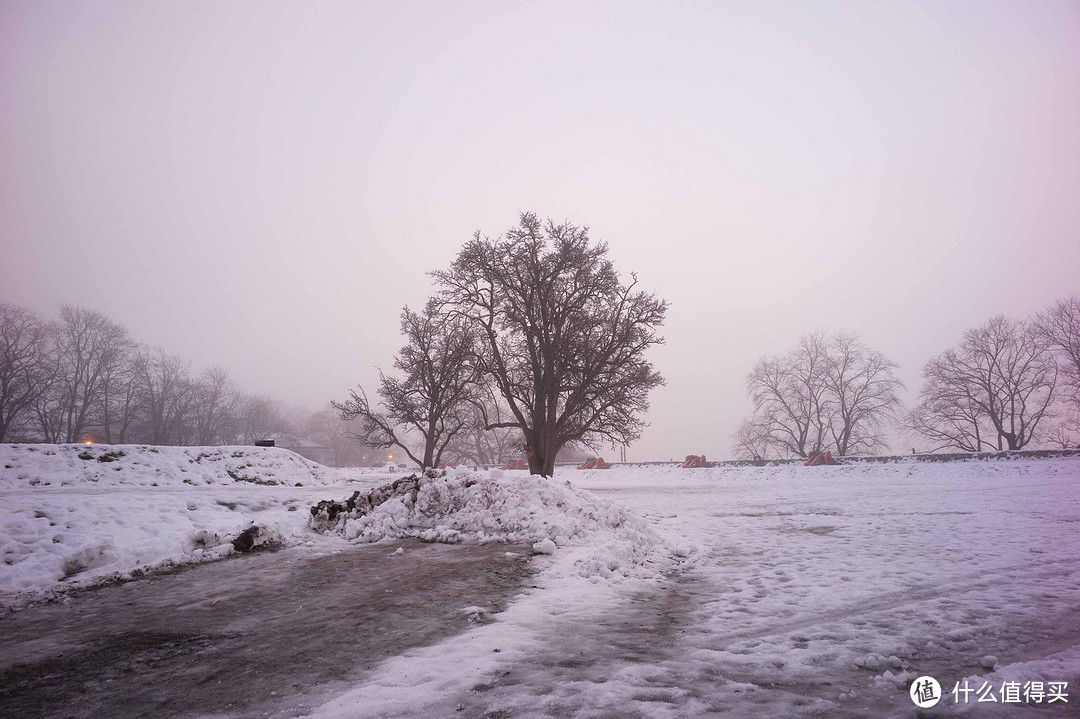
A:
[908,315,1056,451]
[0,304,58,442]
[334,305,478,470]
[432,213,667,476]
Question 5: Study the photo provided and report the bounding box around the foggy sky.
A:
[3,1,1079,460]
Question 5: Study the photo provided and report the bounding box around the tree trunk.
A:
[525,443,541,475]
[527,449,556,477]
[102,401,114,443]
[526,428,558,477]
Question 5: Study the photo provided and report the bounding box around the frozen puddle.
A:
[0,539,534,719]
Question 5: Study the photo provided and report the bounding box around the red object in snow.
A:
[438,463,454,470]
[500,458,527,470]
[804,450,835,466]
[682,454,707,468]
[577,457,607,470]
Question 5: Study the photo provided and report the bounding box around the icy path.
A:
[436,459,1080,718]
[0,539,532,719]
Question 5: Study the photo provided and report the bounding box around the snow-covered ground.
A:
[304,457,1080,718]
[3,446,1079,717]
[559,459,1080,718]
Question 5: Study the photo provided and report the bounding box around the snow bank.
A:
[0,443,382,606]
[0,443,355,490]
[310,468,665,580]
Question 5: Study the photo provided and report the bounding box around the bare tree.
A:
[824,333,904,455]
[52,305,131,442]
[445,395,520,466]
[743,333,832,458]
[731,417,776,461]
[238,394,292,445]
[906,350,992,452]
[740,332,902,458]
[97,345,141,443]
[432,213,667,476]
[190,365,241,445]
[1034,294,1080,440]
[301,408,368,467]
[33,378,67,443]
[1044,416,1080,450]
[1,303,330,447]
[130,345,194,445]
[334,305,477,469]
[908,316,1056,452]
[0,304,58,442]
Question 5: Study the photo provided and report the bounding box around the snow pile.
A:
[0,443,360,489]
[311,468,664,579]
[1,443,382,605]
[0,490,282,602]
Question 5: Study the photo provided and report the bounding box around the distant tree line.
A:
[11,278,1070,467]
[0,303,366,464]
[733,294,1080,458]
[734,332,904,459]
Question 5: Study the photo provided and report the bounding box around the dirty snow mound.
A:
[310,469,664,579]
